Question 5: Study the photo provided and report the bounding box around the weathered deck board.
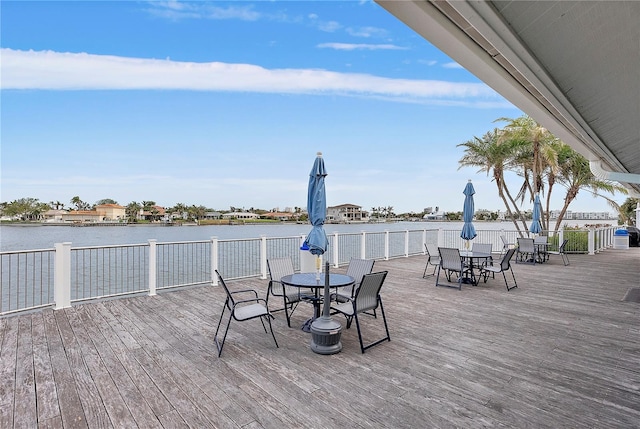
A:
[2,247,639,428]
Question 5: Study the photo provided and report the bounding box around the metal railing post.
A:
[588,228,595,255]
[54,242,71,310]
[422,229,427,254]
[404,230,409,257]
[360,231,366,259]
[384,230,389,260]
[260,236,267,279]
[332,233,339,268]
[148,239,157,296]
[211,236,219,285]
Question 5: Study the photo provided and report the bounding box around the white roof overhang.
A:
[376,0,640,194]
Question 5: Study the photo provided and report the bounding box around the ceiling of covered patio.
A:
[376,0,640,195]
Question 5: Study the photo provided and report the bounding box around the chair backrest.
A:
[438,247,463,271]
[472,242,492,255]
[346,258,375,288]
[425,243,440,261]
[558,239,569,253]
[500,235,509,246]
[353,271,388,313]
[500,248,517,270]
[517,237,535,252]
[215,270,235,310]
[534,236,548,245]
[267,257,295,294]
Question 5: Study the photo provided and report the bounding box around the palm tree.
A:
[49,200,64,210]
[618,197,639,225]
[70,196,89,211]
[126,202,141,223]
[496,115,561,232]
[553,149,627,231]
[458,129,529,235]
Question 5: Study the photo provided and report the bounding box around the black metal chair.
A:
[480,248,518,291]
[534,236,549,262]
[548,239,570,266]
[332,258,375,303]
[266,257,310,327]
[330,271,391,353]
[436,247,470,290]
[422,243,441,277]
[516,237,537,264]
[214,270,278,357]
[472,242,494,279]
[500,235,515,256]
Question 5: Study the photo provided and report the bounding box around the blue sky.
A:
[1,1,620,214]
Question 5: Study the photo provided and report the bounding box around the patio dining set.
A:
[213,257,391,357]
[423,235,570,292]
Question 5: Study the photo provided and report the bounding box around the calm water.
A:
[0,219,613,252]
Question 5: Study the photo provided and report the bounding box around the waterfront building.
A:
[43,209,67,222]
[262,211,295,221]
[221,211,260,220]
[95,203,126,221]
[327,203,368,223]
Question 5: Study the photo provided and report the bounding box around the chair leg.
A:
[355,298,391,354]
[562,253,569,266]
[346,315,354,329]
[423,262,436,277]
[435,264,442,286]
[504,269,517,291]
[265,315,279,349]
[283,296,292,327]
[214,305,233,357]
[436,265,462,290]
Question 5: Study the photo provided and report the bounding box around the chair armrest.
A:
[233,297,268,306]
[229,289,259,299]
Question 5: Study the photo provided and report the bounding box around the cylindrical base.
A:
[310,316,342,355]
[614,236,629,250]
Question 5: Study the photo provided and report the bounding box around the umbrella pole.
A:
[315,255,321,281]
[310,261,343,355]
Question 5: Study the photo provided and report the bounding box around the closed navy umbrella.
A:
[304,152,342,355]
[461,180,477,248]
[304,152,328,261]
[530,193,542,234]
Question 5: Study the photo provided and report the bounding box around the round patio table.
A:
[459,251,492,285]
[280,273,354,332]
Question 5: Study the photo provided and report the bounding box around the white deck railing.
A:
[0,226,618,316]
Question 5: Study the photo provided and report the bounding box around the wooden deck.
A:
[1,248,639,428]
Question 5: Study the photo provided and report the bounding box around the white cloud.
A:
[317,20,342,33]
[144,2,261,21]
[346,26,388,38]
[317,43,407,51]
[443,62,464,69]
[1,48,507,107]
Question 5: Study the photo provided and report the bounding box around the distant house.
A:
[62,210,102,223]
[95,204,126,221]
[204,211,222,220]
[327,204,367,223]
[222,212,260,220]
[262,211,294,221]
[140,206,167,222]
[422,211,446,221]
[43,209,68,222]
